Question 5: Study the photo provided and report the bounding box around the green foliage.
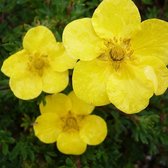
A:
[0,0,168,167]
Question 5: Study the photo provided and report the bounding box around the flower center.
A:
[33,58,45,70]
[27,52,48,76]
[63,114,79,132]
[99,38,133,70]
[109,45,125,62]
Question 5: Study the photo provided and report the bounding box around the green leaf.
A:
[2,143,9,155]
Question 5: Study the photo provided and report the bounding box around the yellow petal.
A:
[23,26,56,53]
[68,91,94,115]
[143,66,158,93]
[40,93,72,116]
[48,43,77,72]
[72,59,111,106]
[79,115,107,145]
[57,131,87,155]
[1,50,28,77]
[155,66,168,95]
[137,56,168,95]
[63,18,104,61]
[106,63,153,114]
[9,71,42,100]
[131,19,168,65]
[42,67,68,93]
[92,0,141,39]
[33,113,63,143]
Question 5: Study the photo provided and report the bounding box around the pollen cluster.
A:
[62,113,79,131]
[27,53,48,76]
[105,38,134,70]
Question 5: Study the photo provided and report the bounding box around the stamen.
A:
[109,46,125,62]
[63,114,79,131]
[99,37,133,70]
[27,52,48,76]
[34,58,45,69]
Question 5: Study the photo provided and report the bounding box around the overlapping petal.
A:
[79,115,107,145]
[73,59,111,106]
[92,0,141,39]
[1,50,28,77]
[23,26,56,53]
[48,43,77,72]
[136,56,168,95]
[57,131,87,155]
[9,71,42,100]
[63,18,105,61]
[33,113,63,143]
[40,93,72,116]
[106,63,153,114]
[42,67,68,93]
[131,19,168,65]
[68,91,95,115]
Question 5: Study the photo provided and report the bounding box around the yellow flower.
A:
[63,0,168,114]
[1,26,76,100]
[33,91,107,155]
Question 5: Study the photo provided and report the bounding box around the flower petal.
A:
[23,26,56,52]
[106,63,153,114]
[137,56,168,95]
[48,43,77,72]
[72,59,111,106]
[40,93,72,116]
[42,67,68,93]
[33,113,63,143]
[68,91,94,115]
[57,131,87,155]
[1,50,28,77]
[155,66,168,95]
[79,115,107,145]
[63,18,105,61]
[92,0,141,39]
[131,19,168,65]
[9,71,42,100]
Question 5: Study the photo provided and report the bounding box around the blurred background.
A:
[0,0,168,167]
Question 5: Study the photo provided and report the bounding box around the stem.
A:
[76,156,81,168]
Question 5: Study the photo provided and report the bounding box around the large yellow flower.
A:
[33,91,107,155]
[1,26,76,100]
[63,0,168,114]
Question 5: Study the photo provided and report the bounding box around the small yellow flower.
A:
[63,0,168,114]
[33,91,107,155]
[1,26,76,100]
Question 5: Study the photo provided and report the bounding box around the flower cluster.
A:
[1,0,168,155]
